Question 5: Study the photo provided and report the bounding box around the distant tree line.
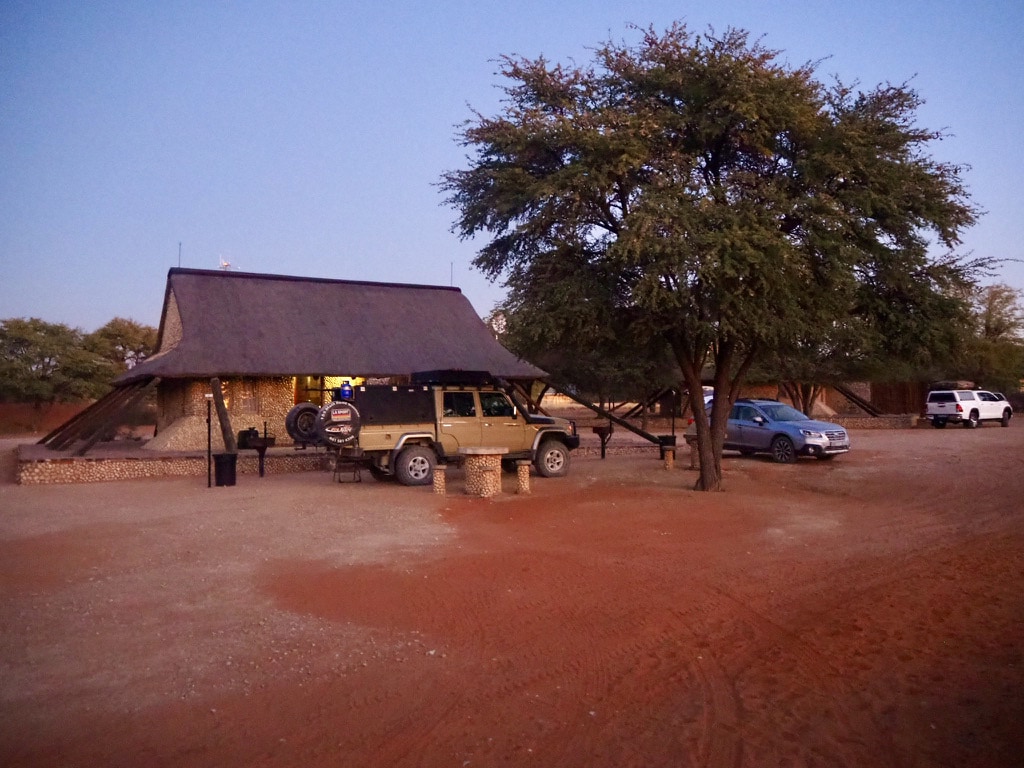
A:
[0,317,157,408]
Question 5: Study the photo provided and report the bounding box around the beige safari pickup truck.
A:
[289,375,579,485]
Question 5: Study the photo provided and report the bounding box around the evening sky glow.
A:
[2,1,1021,331]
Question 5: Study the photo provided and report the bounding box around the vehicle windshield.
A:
[759,403,810,422]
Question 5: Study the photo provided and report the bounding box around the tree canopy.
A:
[0,316,156,409]
[442,23,982,490]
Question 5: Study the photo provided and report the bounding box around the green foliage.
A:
[85,317,158,375]
[0,316,157,406]
[443,23,981,489]
[955,284,1024,393]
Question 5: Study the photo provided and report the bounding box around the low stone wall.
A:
[16,451,328,485]
[829,414,921,430]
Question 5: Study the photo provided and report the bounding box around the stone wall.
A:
[151,377,294,452]
[17,450,328,485]
[829,414,922,430]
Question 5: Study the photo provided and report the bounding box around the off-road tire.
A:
[963,410,980,429]
[1001,409,1012,427]
[534,440,569,478]
[395,445,435,486]
[770,436,796,464]
[931,417,947,429]
[367,461,395,482]
[285,402,321,443]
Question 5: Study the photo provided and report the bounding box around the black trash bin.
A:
[213,452,237,486]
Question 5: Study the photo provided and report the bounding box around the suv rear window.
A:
[927,392,955,403]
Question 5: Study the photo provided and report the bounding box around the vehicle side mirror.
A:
[753,415,765,425]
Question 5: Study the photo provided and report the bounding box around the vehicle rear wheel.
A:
[770,436,796,464]
[931,417,947,429]
[534,440,569,478]
[367,461,395,482]
[963,410,980,428]
[394,445,435,486]
[1001,409,1012,427]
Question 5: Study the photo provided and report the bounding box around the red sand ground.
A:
[1,426,1022,767]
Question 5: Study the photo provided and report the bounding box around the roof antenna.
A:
[178,242,182,268]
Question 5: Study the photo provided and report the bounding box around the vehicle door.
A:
[479,391,531,451]
[438,391,482,453]
[731,404,772,450]
[975,391,1003,420]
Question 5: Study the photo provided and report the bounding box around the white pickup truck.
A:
[925,389,1013,428]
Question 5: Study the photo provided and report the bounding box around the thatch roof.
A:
[117,268,545,383]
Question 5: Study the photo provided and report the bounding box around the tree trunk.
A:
[210,378,237,453]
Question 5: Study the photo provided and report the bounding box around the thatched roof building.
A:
[118,268,544,383]
[43,268,544,453]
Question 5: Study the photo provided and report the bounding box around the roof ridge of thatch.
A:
[168,267,463,294]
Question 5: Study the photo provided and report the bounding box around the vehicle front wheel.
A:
[1001,409,1012,427]
[770,436,796,464]
[931,417,947,429]
[534,441,570,478]
[963,410,980,429]
[394,445,435,485]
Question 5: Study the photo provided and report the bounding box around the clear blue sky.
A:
[2,0,1022,332]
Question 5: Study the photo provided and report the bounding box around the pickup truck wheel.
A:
[770,436,796,464]
[1001,409,1012,427]
[285,402,321,442]
[963,410,980,429]
[368,462,395,482]
[534,440,569,478]
[931,417,947,429]
[395,445,435,486]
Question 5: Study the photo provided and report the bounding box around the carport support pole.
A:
[206,395,213,488]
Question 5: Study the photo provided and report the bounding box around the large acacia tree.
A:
[442,24,979,490]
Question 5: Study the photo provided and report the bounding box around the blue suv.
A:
[689,398,851,463]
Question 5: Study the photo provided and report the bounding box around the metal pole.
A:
[207,398,212,488]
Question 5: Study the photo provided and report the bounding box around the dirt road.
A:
[1,426,1022,767]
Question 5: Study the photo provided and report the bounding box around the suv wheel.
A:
[770,436,796,464]
[395,445,435,485]
[1001,409,1012,427]
[534,440,569,477]
[963,410,980,429]
[931,417,947,429]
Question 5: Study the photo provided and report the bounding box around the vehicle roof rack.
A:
[410,370,495,386]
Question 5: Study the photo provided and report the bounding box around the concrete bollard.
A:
[516,461,531,494]
[664,448,675,470]
[689,444,700,470]
[432,465,446,495]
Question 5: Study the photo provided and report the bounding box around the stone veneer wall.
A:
[150,377,294,452]
[17,451,328,485]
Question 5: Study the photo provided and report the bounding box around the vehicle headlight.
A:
[801,429,824,438]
